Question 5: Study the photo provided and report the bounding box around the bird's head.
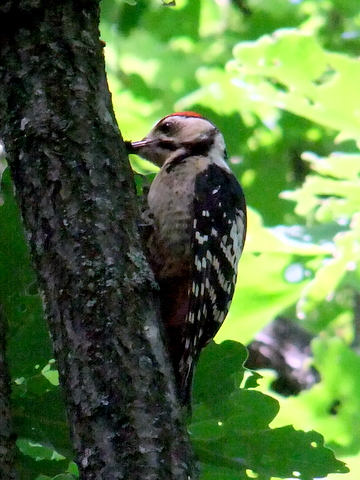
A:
[125,112,227,168]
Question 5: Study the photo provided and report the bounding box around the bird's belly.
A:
[147,180,194,279]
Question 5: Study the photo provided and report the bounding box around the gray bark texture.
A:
[0,0,198,478]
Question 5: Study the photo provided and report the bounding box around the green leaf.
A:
[229,29,360,140]
[17,451,70,480]
[13,383,71,460]
[216,252,307,345]
[302,152,360,181]
[192,341,348,478]
[272,337,360,458]
[193,341,249,409]
[283,151,360,222]
[0,170,53,378]
[222,426,348,479]
[17,439,65,462]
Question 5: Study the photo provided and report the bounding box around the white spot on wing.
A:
[195,231,209,245]
[195,255,202,271]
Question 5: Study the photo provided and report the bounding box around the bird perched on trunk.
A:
[125,112,246,409]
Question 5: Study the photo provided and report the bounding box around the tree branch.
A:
[0,1,197,478]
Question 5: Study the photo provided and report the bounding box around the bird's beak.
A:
[125,139,152,154]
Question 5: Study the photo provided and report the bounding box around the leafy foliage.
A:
[192,342,347,479]
[1,0,360,478]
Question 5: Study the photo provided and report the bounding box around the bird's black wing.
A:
[179,163,247,403]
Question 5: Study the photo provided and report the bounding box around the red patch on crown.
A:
[164,111,205,120]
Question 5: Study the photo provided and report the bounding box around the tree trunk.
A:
[0,1,197,478]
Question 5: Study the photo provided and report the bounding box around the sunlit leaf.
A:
[229,29,360,140]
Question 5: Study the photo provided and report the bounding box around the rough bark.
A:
[0,1,197,479]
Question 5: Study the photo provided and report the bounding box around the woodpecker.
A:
[125,112,247,408]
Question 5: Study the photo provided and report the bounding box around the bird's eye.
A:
[157,121,173,135]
